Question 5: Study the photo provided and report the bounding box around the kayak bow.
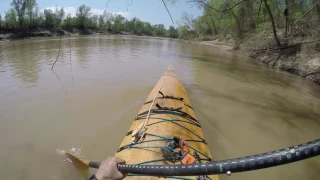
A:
[116,66,219,179]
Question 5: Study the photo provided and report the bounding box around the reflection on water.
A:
[0,36,319,180]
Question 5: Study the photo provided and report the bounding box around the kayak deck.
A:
[116,67,219,180]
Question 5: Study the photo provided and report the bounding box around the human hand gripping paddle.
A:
[66,138,320,177]
[66,153,126,180]
[95,157,127,180]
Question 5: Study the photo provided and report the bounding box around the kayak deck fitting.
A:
[116,66,219,180]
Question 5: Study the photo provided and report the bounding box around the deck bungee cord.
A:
[130,66,172,143]
[144,91,194,110]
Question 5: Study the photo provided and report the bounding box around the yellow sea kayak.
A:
[115,66,219,180]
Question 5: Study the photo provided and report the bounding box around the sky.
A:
[0,0,204,28]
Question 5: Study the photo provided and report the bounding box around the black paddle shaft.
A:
[89,162,101,169]
[115,138,319,176]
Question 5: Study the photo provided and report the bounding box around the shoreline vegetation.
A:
[1,0,320,84]
[0,1,179,41]
[0,30,173,41]
[169,0,320,85]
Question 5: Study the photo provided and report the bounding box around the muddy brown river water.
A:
[0,35,319,180]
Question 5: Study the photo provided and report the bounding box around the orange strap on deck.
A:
[181,154,196,164]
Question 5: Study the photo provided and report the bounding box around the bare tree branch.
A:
[162,0,175,24]
[187,0,247,13]
[126,0,134,11]
[181,12,195,31]
[106,0,111,8]
[257,0,263,19]
[294,3,318,24]
[263,0,280,47]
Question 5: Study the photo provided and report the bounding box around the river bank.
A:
[0,30,67,41]
[0,30,170,42]
[193,31,320,85]
[0,29,119,41]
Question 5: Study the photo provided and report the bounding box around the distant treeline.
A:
[0,0,179,38]
[3,0,318,44]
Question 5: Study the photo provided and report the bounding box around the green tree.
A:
[169,26,179,38]
[55,7,65,27]
[113,14,125,33]
[0,14,2,30]
[205,7,217,35]
[169,0,287,43]
[193,16,208,36]
[133,18,144,35]
[88,15,98,29]
[127,17,138,33]
[177,25,195,39]
[226,0,243,36]
[143,22,153,35]
[76,4,91,29]
[11,0,27,28]
[98,15,105,30]
[104,11,114,30]
[152,24,166,36]
[5,8,18,29]
[25,0,38,28]
[62,14,76,31]
[36,11,45,28]
[2,1,177,37]
[43,9,56,29]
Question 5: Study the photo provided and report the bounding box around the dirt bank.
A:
[0,30,160,42]
[187,36,235,51]
[0,29,70,41]
[195,30,320,85]
[239,29,320,84]
[195,40,234,51]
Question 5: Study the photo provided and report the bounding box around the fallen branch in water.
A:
[51,36,62,69]
[68,40,74,82]
[51,69,67,94]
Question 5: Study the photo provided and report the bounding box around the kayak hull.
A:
[116,67,219,180]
